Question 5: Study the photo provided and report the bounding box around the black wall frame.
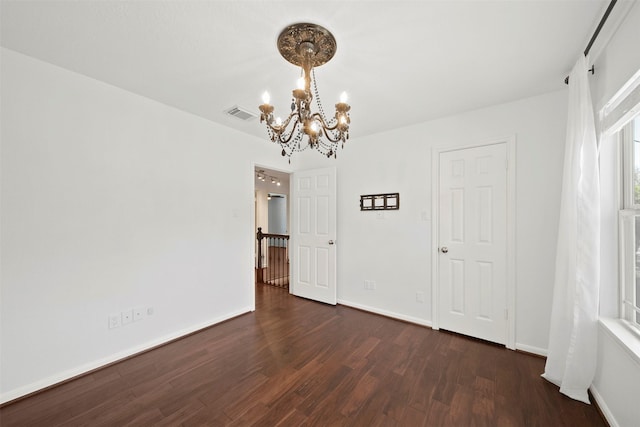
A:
[360,193,400,211]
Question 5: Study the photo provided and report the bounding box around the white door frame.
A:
[430,136,516,350]
[250,161,294,311]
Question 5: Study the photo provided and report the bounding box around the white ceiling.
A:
[1,0,609,140]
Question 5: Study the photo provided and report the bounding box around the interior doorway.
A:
[254,167,291,290]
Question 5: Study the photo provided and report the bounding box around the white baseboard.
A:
[337,299,432,327]
[0,307,252,405]
[338,300,549,358]
[590,384,618,427]
[515,343,547,357]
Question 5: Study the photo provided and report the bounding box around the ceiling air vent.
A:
[225,105,257,121]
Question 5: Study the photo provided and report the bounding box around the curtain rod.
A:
[564,0,617,84]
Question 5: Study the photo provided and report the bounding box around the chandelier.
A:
[259,23,351,161]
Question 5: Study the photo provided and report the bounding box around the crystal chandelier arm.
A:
[318,130,342,144]
[265,110,297,134]
[309,112,348,144]
[274,117,301,145]
[310,112,339,132]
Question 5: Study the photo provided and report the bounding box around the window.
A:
[620,115,640,329]
[602,67,640,331]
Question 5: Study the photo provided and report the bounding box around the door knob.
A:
[329,240,335,245]
[440,247,448,253]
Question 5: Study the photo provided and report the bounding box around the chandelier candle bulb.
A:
[340,91,348,103]
[262,91,271,105]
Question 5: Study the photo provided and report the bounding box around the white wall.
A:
[255,188,269,233]
[0,48,286,403]
[593,321,640,427]
[590,2,640,426]
[268,197,287,234]
[300,89,568,352]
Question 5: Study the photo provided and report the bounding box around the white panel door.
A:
[291,167,337,305]
[438,143,507,344]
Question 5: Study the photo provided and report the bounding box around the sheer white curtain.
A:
[542,55,600,404]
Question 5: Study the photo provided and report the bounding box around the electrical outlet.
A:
[108,313,121,329]
[370,280,376,290]
[121,309,133,325]
[416,291,425,303]
[147,307,154,316]
[133,306,145,322]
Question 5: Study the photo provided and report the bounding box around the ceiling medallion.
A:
[259,23,351,162]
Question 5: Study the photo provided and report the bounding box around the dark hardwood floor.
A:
[1,284,606,426]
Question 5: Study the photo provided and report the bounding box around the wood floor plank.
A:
[350,385,392,426]
[0,284,607,426]
[398,405,427,427]
[340,372,380,417]
[295,364,353,416]
[274,408,308,427]
[181,405,232,427]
